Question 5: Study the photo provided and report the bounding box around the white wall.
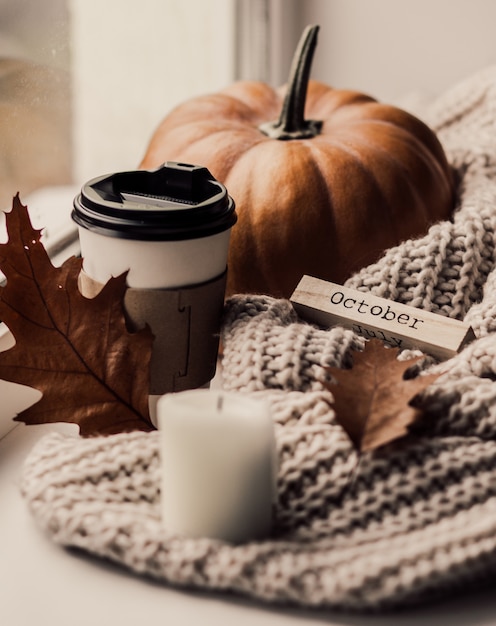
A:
[298,0,496,103]
[70,0,236,185]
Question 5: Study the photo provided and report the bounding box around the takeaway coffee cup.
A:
[72,161,236,419]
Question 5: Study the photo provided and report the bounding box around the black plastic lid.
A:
[72,161,237,241]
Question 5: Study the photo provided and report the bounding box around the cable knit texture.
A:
[20,68,496,611]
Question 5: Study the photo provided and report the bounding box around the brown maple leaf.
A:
[0,194,154,436]
[325,339,439,452]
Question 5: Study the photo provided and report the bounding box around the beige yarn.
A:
[21,66,496,611]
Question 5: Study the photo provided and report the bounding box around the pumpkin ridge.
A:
[310,138,402,250]
[162,93,281,132]
[314,136,427,229]
[183,92,278,124]
[140,124,267,173]
[315,124,451,226]
[306,87,377,118]
[198,132,272,183]
[328,107,451,176]
[155,127,270,180]
[170,122,268,145]
[219,82,282,119]
[296,142,347,276]
[358,119,454,213]
[360,116,443,154]
[359,103,450,161]
[213,92,282,126]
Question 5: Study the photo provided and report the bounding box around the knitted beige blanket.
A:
[21,66,496,611]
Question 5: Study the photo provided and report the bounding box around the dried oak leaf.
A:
[325,339,439,452]
[0,194,154,436]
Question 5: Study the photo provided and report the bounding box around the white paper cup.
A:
[72,162,236,421]
[78,226,231,289]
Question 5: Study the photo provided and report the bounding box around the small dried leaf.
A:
[0,195,154,436]
[325,339,439,452]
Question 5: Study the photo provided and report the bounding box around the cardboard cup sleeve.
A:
[78,269,227,394]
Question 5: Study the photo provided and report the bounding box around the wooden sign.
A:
[290,275,475,361]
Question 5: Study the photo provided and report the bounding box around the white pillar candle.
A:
[157,389,276,544]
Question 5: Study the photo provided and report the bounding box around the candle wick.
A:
[217,394,224,411]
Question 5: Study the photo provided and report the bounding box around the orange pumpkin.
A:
[140,25,455,298]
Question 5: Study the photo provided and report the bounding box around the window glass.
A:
[0,0,236,208]
[0,0,71,209]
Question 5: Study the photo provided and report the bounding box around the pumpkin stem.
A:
[259,24,322,140]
